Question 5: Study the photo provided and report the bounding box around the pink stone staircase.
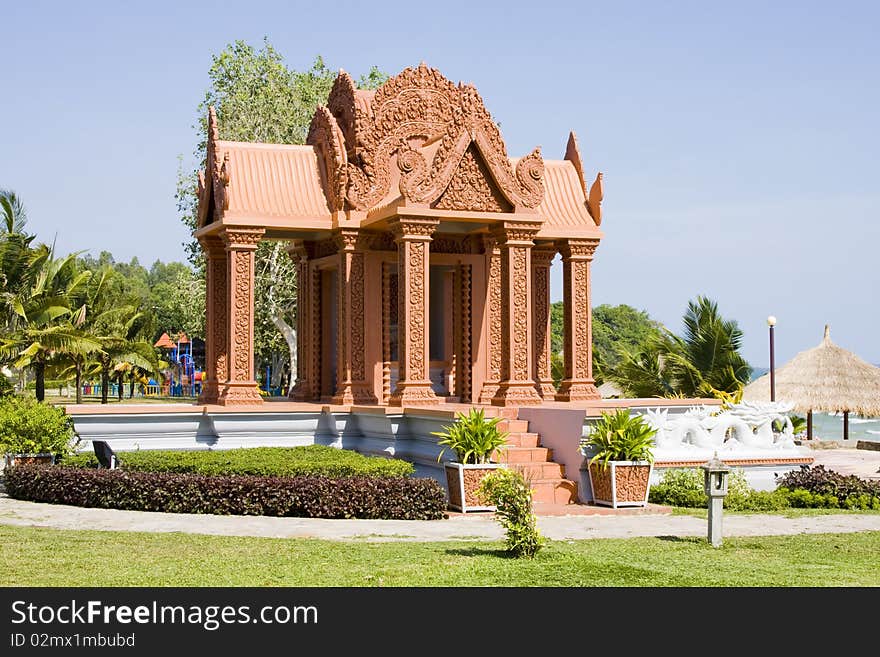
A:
[494,416,578,505]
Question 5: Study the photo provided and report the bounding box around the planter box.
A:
[444,462,505,512]
[3,453,56,469]
[588,460,653,508]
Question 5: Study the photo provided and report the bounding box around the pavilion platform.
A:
[62,397,812,503]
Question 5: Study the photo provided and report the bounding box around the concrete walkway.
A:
[2,493,880,542]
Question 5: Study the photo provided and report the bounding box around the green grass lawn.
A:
[2,525,878,587]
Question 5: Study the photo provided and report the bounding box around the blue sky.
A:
[2,1,878,367]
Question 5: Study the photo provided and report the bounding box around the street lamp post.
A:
[767,316,777,403]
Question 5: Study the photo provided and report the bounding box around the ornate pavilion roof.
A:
[195,64,604,241]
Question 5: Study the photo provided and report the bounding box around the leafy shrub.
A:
[0,396,76,458]
[0,376,14,398]
[649,467,790,511]
[777,465,880,502]
[477,468,544,558]
[786,488,840,509]
[581,409,656,469]
[648,467,706,507]
[4,465,447,520]
[651,465,880,511]
[726,488,791,512]
[432,408,508,464]
[61,445,413,478]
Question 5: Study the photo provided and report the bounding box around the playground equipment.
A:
[153,332,202,397]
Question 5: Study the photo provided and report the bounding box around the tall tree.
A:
[176,39,386,390]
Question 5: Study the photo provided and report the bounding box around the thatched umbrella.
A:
[743,325,880,440]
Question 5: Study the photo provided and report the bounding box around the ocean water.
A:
[807,412,880,442]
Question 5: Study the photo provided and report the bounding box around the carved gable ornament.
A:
[197,106,231,228]
[311,63,545,213]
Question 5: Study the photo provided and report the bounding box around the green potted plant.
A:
[581,408,656,508]
[432,408,508,512]
[0,395,76,468]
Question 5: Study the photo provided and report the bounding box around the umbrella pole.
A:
[807,410,813,440]
[843,411,849,441]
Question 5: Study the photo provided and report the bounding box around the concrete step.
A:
[529,478,579,505]
[498,419,529,433]
[509,461,565,479]
[495,446,551,463]
[504,432,540,448]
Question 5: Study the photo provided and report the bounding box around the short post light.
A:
[702,453,730,548]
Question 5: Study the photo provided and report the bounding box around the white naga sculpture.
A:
[644,401,797,453]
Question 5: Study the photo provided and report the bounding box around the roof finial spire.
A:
[824,324,831,342]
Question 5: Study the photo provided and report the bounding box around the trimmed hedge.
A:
[62,446,414,479]
[4,465,447,520]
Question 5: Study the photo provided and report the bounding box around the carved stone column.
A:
[287,241,311,401]
[381,262,393,404]
[477,235,502,404]
[532,244,557,399]
[388,218,439,406]
[556,238,601,401]
[309,263,322,401]
[198,235,227,405]
[453,262,472,403]
[217,227,264,406]
[492,222,543,406]
[330,229,377,405]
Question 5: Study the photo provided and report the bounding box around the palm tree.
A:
[0,189,28,234]
[607,296,750,400]
[0,247,98,401]
[91,303,158,404]
[0,325,102,401]
[609,339,677,398]
[1,190,39,332]
[667,296,751,396]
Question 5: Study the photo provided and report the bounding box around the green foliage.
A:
[63,445,413,479]
[606,296,751,400]
[477,468,544,558]
[789,415,807,435]
[432,408,508,464]
[777,465,880,506]
[5,465,446,520]
[647,467,707,507]
[76,254,204,341]
[0,197,169,404]
[0,189,28,234]
[649,466,880,511]
[549,303,661,385]
[549,301,564,355]
[0,375,13,398]
[605,340,674,398]
[581,409,656,469]
[550,351,565,387]
[0,395,76,457]
[649,467,793,511]
[592,304,663,374]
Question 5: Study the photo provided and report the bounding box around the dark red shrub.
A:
[4,465,447,520]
